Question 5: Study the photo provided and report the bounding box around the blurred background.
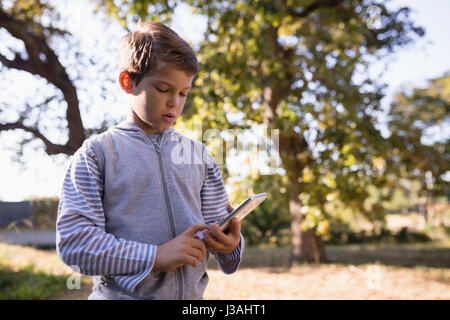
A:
[0,0,448,299]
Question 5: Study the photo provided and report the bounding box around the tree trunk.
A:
[287,178,326,264]
[278,129,327,264]
[289,188,303,262]
[299,229,326,263]
[258,26,327,262]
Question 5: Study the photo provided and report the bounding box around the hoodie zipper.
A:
[150,134,184,300]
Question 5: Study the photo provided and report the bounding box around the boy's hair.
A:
[118,21,199,86]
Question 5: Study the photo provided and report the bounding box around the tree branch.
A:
[0,52,38,74]
[0,121,73,155]
[0,8,85,155]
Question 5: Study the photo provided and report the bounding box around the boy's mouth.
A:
[162,112,176,123]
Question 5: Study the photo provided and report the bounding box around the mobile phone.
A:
[218,193,267,232]
[195,193,267,240]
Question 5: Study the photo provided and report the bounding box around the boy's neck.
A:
[127,110,167,135]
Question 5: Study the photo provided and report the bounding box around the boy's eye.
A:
[155,87,168,93]
[155,86,188,97]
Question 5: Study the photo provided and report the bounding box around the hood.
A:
[112,120,178,144]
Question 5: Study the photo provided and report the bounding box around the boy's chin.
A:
[154,121,174,133]
[132,118,171,134]
[160,122,174,131]
[162,119,176,129]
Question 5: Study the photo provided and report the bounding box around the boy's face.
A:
[123,62,194,134]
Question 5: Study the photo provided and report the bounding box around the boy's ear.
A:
[119,71,133,94]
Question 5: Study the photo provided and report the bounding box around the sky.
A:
[0,0,449,201]
[378,0,450,94]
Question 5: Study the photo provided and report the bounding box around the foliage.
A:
[95,0,175,27]
[0,197,60,231]
[3,0,441,262]
[386,74,450,208]
[27,197,59,230]
[325,223,432,245]
[96,0,428,261]
[229,174,291,247]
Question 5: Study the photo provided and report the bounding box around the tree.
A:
[386,73,450,222]
[98,0,425,263]
[0,0,85,155]
[0,0,120,158]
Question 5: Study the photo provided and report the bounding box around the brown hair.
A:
[118,21,199,86]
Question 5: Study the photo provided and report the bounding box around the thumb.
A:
[229,217,241,237]
[184,223,208,236]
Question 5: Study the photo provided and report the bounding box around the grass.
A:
[0,243,92,300]
[0,242,449,300]
[0,257,67,300]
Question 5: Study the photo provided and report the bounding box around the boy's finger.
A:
[229,218,242,238]
[187,246,204,262]
[185,254,200,268]
[202,230,224,252]
[189,238,207,258]
[226,204,234,213]
[209,223,232,244]
[188,237,205,250]
[184,223,208,236]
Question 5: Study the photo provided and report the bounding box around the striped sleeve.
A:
[200,146,245,274]
[56,141,157,293]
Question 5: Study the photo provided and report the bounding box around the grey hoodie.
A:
[56,121,244,300]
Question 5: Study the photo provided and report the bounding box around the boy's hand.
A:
[153,224,208,272]
[202,205,242,255]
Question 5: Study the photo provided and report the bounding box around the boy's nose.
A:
[167,95,182,108]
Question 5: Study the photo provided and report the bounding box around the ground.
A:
[205,264,449,299]
[0,242,448,300]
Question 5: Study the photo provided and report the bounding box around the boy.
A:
[56,21,244,300]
